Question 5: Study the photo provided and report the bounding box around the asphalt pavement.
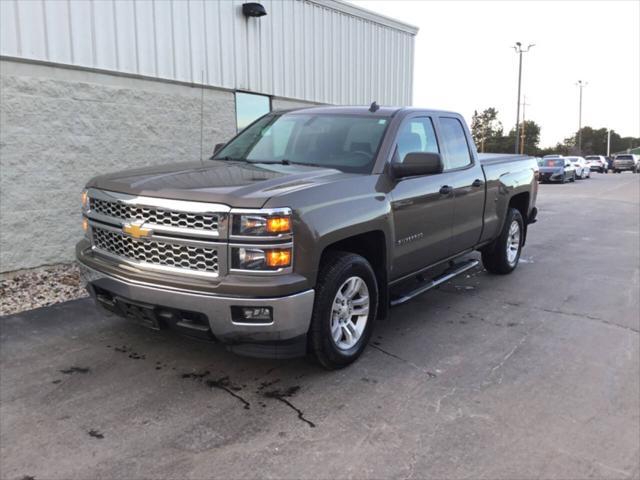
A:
[1,172,638,480]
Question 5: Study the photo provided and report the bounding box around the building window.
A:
[235,92,271,131]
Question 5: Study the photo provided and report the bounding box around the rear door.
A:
[389,115,455,279]
[436,116,485,255]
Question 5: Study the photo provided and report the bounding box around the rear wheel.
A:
[307,252,378,369]
[481,208,524,275]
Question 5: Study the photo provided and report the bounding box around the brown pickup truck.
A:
[77,106,538,369]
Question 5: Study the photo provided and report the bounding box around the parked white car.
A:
[584,155,608,173]
[566,156,591,179]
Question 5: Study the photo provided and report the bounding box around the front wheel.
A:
[307,252,378,369]
[481,208,524,275]
[570,172,576,182]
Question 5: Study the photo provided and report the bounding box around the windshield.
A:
[214,113,390,173]
[543,159,564,167]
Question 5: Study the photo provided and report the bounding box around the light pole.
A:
[513,42,535,154]
[520,95,530,155]
[576,80,588,153]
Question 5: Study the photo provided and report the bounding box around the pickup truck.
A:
[77,106,539,369]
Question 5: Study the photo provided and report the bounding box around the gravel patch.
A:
[0,263,88,316]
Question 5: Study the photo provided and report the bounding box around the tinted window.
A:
[617,155,633,160]
[215,113,389,173]
[439,117,472,169]
[395,117,439,162]
[543,159,564,167]
[235,92,270,130]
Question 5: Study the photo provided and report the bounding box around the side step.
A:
[390,259,479,307]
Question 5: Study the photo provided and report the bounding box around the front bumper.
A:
[77,260,315,358]
[540,172,564,182]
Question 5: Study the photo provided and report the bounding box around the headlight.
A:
[232,247,292,271]
[231,209,292,236]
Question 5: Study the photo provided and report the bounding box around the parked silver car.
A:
[613,154,640,173]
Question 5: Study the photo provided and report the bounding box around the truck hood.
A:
[87,160,358,208]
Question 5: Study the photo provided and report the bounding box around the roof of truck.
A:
[274,105,460,117]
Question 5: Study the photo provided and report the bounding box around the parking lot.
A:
[1,173,638,479]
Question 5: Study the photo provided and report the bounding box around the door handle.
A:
[472,179,484,187]
[439,185,452,195]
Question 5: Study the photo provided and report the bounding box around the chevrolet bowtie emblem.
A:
[122,222,153,239]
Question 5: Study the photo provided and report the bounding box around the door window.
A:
[439,117,472,170]
[395,117,439,162]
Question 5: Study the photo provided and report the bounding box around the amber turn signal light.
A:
[265,248,292,268]
[82,217,89,233]
[266,216,291,234]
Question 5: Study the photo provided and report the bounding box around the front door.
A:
[389,116,455,280]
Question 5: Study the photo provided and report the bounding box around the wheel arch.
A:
[319,230,389,320]
[508,192,530,246]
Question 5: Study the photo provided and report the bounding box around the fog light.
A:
[231,306,273,324]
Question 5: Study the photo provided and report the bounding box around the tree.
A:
[553,127,640,156]
[471,108,502,153]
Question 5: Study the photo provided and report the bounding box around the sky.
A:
[352,0,640,147]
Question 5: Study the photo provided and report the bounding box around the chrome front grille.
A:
[90,198,218,232]
[92,226,219,274]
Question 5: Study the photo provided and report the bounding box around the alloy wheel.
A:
[330,276,370,350]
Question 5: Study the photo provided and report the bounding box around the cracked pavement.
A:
[1,174,638,479]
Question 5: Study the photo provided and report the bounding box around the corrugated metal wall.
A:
[0,0,416,105]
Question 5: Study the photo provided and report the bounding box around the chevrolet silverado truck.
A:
[77,106,538,369]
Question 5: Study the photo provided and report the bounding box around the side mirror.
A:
[391,152,443,179]
[212,143,226,156]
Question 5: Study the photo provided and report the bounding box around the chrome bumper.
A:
[78,262,314,344]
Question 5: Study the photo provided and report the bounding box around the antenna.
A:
[369,101,380,113]
[199,70,205,166]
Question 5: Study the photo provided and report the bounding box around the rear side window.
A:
[395,117,439,162]
[439,117,472,170]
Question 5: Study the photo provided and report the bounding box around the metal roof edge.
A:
[308,0,419,35]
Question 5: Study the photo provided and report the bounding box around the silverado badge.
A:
[122,221,153,239]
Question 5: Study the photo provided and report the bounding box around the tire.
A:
[481,208,524,275]
[570,173,576,182]
[561,174,567,184]
[307,251,378,370]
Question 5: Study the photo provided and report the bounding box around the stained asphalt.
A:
[1,173,638,479]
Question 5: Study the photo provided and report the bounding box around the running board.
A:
[390,259,479,307]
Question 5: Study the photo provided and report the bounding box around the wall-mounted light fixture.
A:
[242,3,267,18]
